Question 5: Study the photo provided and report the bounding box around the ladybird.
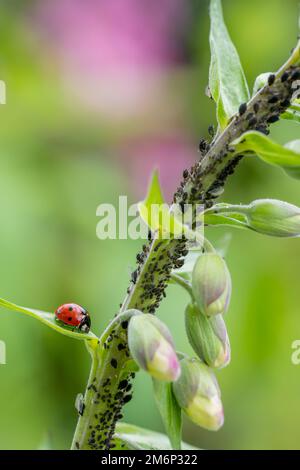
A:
[55,303,91,333]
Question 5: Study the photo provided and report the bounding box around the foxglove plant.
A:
[1,0,300,450]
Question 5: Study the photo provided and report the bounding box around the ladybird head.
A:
[79,314,91,333]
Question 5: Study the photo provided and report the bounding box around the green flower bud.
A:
[185,304,230,368]
[128,314,180,382]
[246,199,300,237]
[173,358,224,431]
[192,253,231,317]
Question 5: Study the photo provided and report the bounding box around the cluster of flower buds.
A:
[128,314,181,382]
[127,250,231,432]
[180,251,232,372]
[172,357,224,431]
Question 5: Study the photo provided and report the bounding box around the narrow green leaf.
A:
[143,169,164,207]
[114,422,199,451]
[209,0,249,129]
[0,297,98,341]
[138,171,193,238]
[232,131,300,179]
[153,380,182,450]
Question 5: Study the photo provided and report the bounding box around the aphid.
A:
[205,85,212,99]
[268,96,279,104]
[123,394,132,404]
[55,303,91,333]
[239,102,247,115]
[208,125,215,137]
[268,74,276,86]
[75,393,85,416]
[281,71,289,82]
[183,169,189,179]
[131,270,138,284]
[249,117,258,127]
[256,125,269,135]
[198,138,208,154]
[118,380,128,390]
[281,99,291,108]
[291,70,300,81]
[110,358,118,369]
[267,115,279,123]
[207,185,224,198]
[136,253,143,263]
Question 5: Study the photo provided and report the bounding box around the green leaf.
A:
[0,297,98,342]
[114,422,199,451]
[281,102,300,124]
[153,380,182,450]
[209,0,249,129]
[142,169,164,207]
[232,131,300,179]
[281,109,300,124]
[138,171,194,239]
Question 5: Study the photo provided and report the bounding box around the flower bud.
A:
[128,314,180,382]
[192,253,231,317]
[185,304,230,368]
[246,199,300,237]
[173,358,224,431]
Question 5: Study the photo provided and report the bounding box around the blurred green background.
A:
[0,0,299,450]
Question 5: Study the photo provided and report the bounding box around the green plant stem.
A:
[71,41,300,451]
[170,273,194,298]
[71,311,138,450]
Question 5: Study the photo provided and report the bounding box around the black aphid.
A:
[281,71,289,82]
[239,102,247,115]
[268,96,279,104]
[268,74,276,86]
[267,115,279,123]
[131,270,138,284]
[110,358,118,369]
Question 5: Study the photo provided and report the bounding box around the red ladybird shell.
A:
[55,303,90,332]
